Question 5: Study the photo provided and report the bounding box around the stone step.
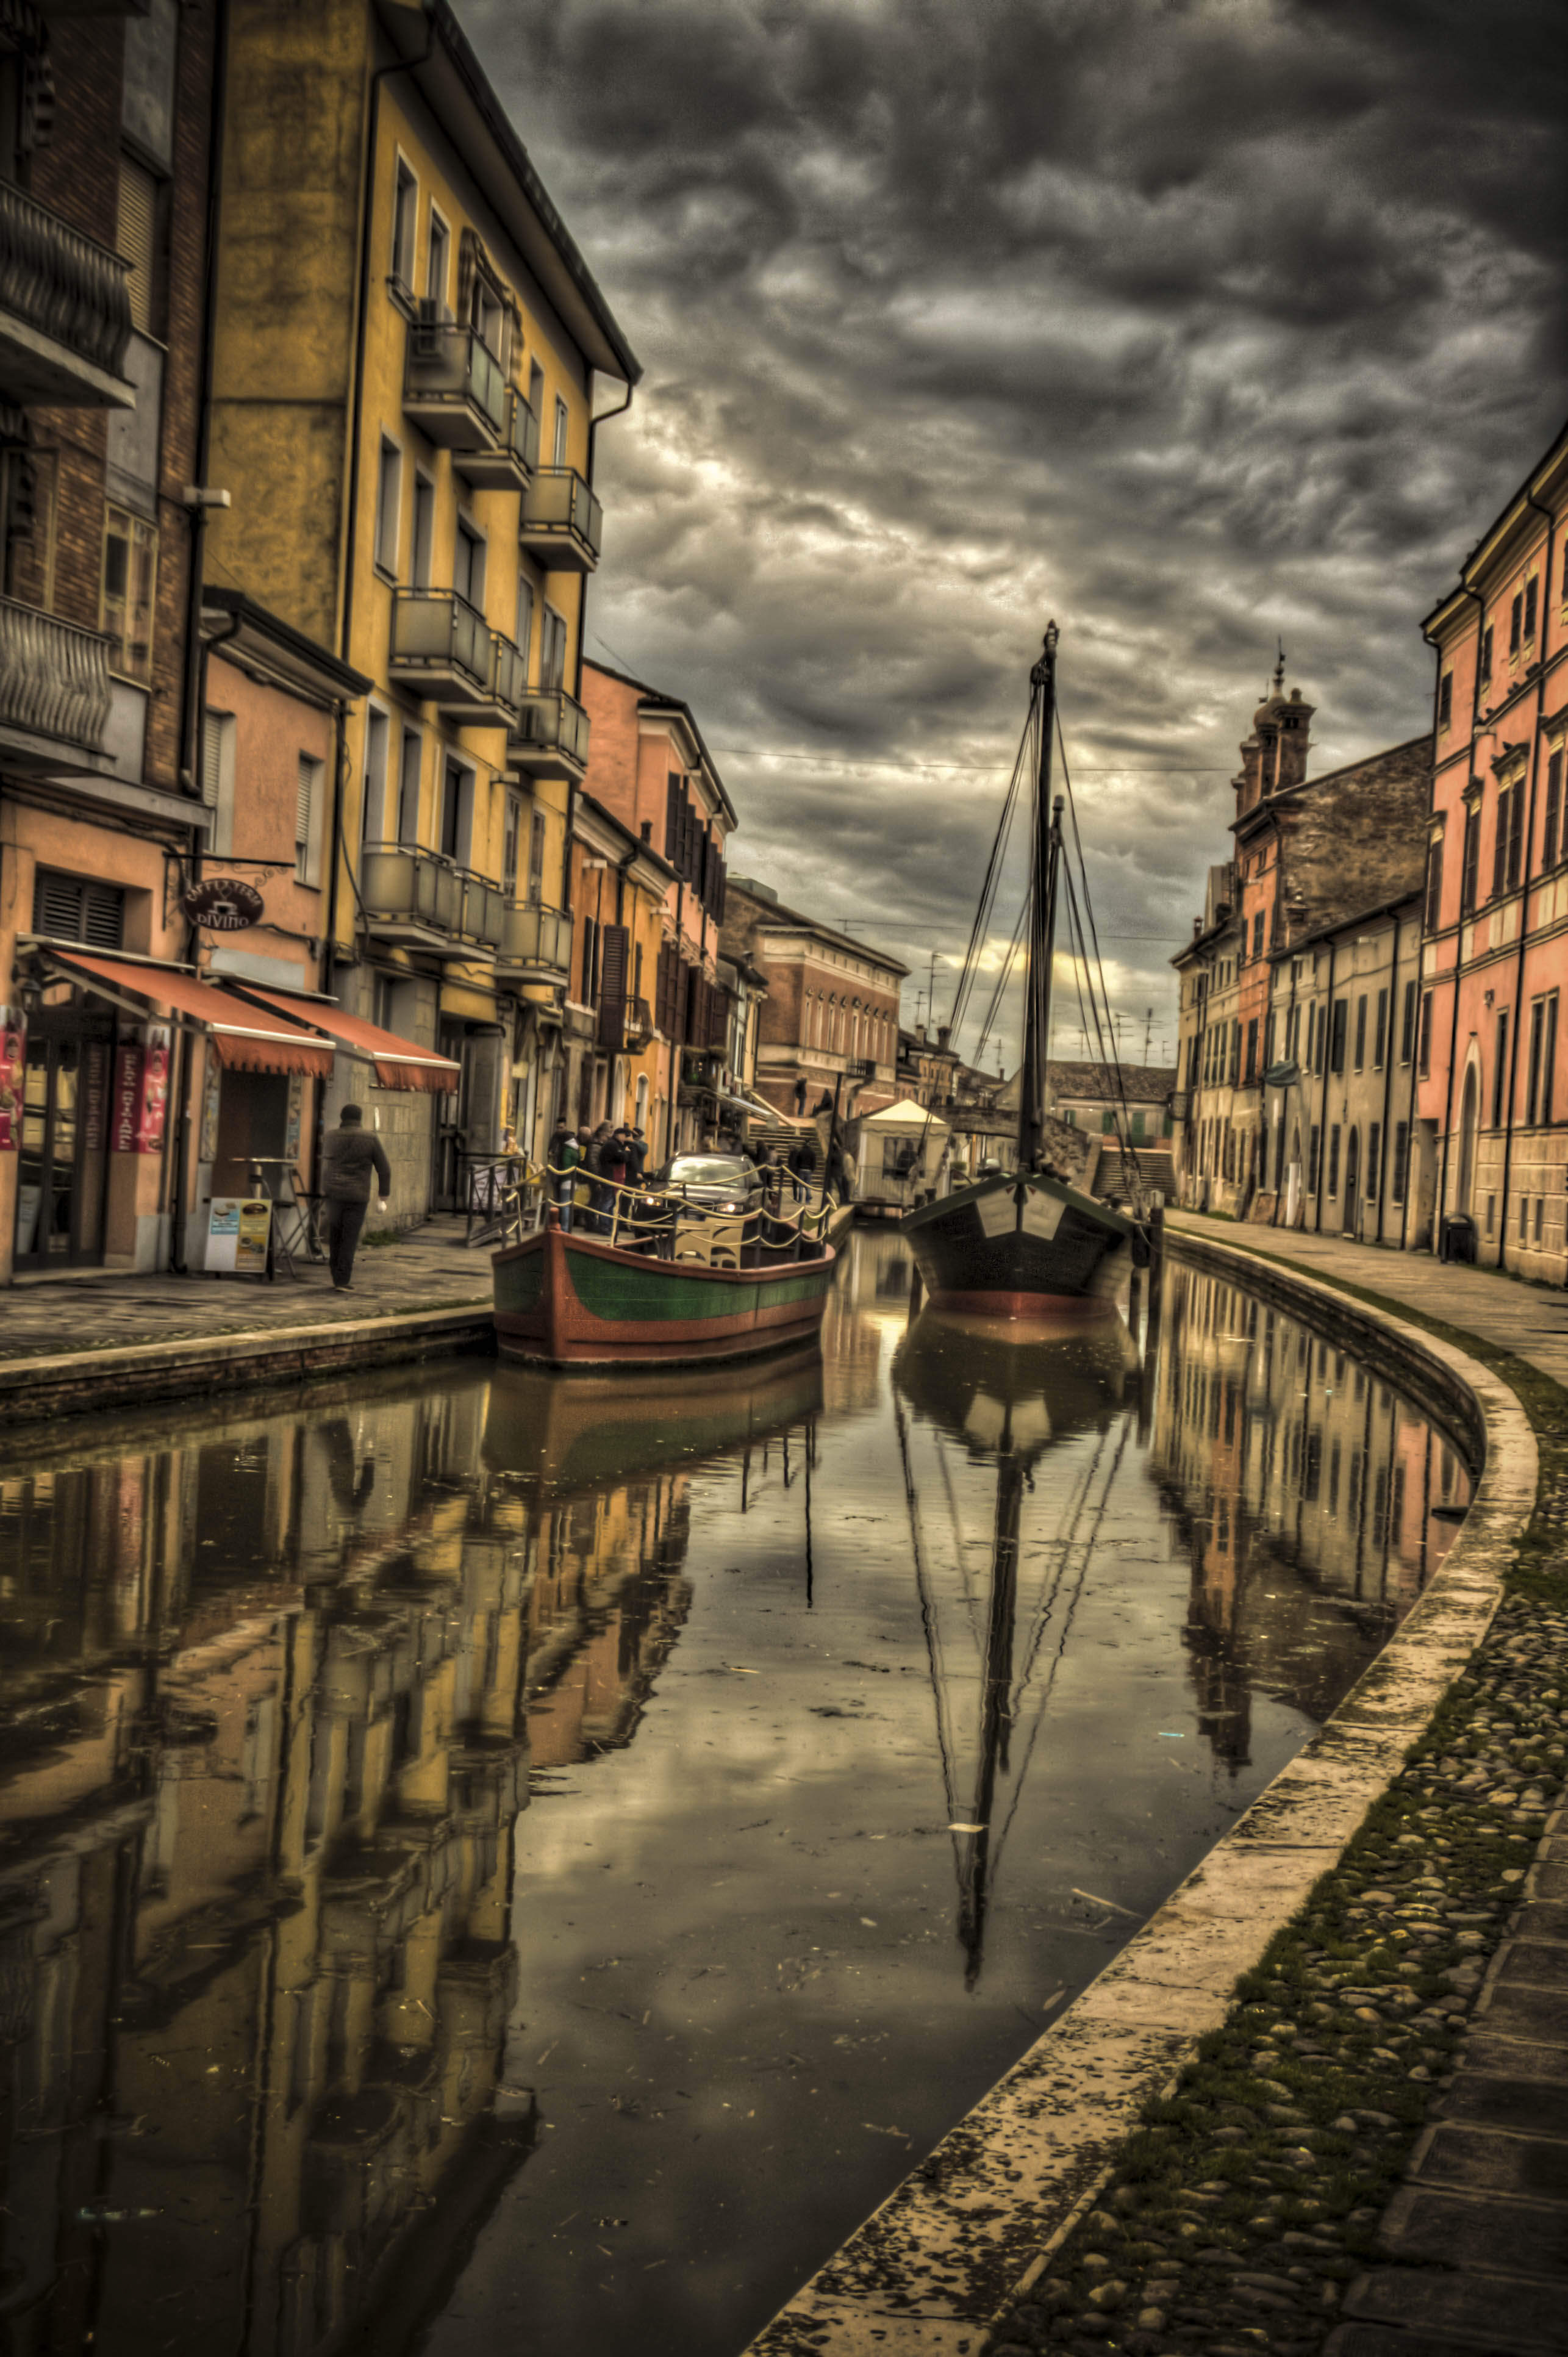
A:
[1380,2184,1568,2276]
[1343,2263,1568,2352]
[1465,2031,1568,2083]
[1327,2325,1551,2357]
[1440,2072,1568,2137]
[1414,2122,1568,2202]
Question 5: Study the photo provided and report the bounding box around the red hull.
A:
[493,1220,836,1368]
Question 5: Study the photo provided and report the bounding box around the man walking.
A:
[321,1104,392,1291]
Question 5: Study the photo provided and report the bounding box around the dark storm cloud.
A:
[465,0,1566,1058]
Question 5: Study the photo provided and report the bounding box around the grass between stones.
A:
[984,1247,1567,2357]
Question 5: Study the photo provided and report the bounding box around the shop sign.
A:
[0,1008,24,1151]
[82,1040,109,1152]
[110,1031,171,1155]
[207,1196,272,1275]
[284,1072,303,1166]
[110,1044,143,1152]
[182,877,265,931]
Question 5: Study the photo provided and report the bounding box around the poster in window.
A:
[134,1027,170,1153]
[0,1010,24,1150]
[199,1052,221,1164]
[284,1072,303,1165]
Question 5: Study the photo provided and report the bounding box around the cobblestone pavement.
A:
[978,1218,1568,2357]
[0,1217,490,1359]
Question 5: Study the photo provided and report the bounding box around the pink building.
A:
[1419,417,1568,1274]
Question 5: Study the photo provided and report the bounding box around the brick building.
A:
[722,878,905,1122]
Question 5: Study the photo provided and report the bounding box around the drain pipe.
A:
[1433,579,1487,1238]
[1312,936,1337,1230]
[1497,483,1559,1259]
[1374,913,1400,1244]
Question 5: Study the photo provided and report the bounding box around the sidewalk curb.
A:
[744,1233,1537,2356]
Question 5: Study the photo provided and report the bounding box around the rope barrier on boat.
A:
[527,1159,842,1264]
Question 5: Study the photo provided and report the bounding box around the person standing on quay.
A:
[321,1105,392,1292]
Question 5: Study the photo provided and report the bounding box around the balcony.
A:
[507,687,590,782]
[0,597,113,766]
[495,897,571,985]
[360,844,503,960]
[518,467,602,573]
[403,320,506,450]
[388,591,522,727]
[0,182,135,408]
[454,385,540,492]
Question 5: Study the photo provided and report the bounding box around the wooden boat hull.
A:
[901,1171,1141,1319]
[492,1220,837,1368]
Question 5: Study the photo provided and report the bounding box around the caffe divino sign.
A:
[182,877,264,931]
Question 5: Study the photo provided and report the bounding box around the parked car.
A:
[641,1153,766,1222]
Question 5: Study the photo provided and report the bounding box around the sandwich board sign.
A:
[207,1197,272,1275]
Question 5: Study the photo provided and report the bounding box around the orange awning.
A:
[235,986,462,1095]
[45,951,336,1078]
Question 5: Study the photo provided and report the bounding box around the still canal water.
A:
[0,1234,1470,2357]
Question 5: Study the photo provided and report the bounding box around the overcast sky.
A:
[466,0,1566,1067]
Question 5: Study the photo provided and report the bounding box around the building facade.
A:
[577,659,736,1158]
[722,878,905,1124]
[1419,418,1568,1277]
[561,787,673,1147]
[203,0,638,1218]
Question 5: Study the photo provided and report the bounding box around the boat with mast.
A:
[901,623,1148,1318]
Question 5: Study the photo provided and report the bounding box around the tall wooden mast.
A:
[1017,623,1062,1169]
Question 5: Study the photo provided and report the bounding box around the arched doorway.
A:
[1456,1064,1480,1214]
[1343,1127,1360,1233]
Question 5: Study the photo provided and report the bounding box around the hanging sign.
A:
[0,1009,24,1151]
[110,1043,143,1152]
[182,877,265,931]
[206,1196,272,1275]
[82,1039,109,1153]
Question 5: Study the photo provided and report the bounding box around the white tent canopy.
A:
[859,1097,948,1130]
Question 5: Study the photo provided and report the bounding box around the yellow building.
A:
[202,0,639,1213]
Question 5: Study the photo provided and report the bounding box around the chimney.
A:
[937,1025,950,1049]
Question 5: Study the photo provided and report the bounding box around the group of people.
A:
[546,1119,650,1234]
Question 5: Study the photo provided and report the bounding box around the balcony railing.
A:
[403,321,506,450]
[0,182,134,406]
[359,843,503,958]
[455,385,541,491]
[518,467,602,572]
[508,687,590,779]
[390,591,521,726]
[496,897,572,979]
[0,597,112,753]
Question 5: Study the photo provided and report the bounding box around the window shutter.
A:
[597,922,629,1048]
[32,869,123,948]
[708,985,730,1050]
[117,155,157,335]
[82,881,124,948]
[296,755,315,852]
[201,711,224,808]
[665,775,681,863]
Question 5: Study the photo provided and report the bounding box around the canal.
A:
[0,1233,1471,2357]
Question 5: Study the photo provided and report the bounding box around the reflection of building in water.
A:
[1151,1265,1472,1765]
[0,1361,711,2355]
[817,1230,915,1418]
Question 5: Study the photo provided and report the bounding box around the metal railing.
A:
[0,182,133,381]
[510,686,591,766]
[360,842,504,949]
[390,588,493,695]
[497,896,571,974]
[404,322,506,436]
[489,629,530,716]
[0,597,112,749]
[520,467,603,560]
[503,386,541,473]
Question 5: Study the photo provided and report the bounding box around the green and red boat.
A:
[492,1216,838,1368]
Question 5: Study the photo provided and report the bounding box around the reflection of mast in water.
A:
[954,1437,1022,1987]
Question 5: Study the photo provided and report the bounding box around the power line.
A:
[708,744,1230,777]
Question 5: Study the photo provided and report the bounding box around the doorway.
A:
[14,1002,114,1269]
[1342,1127,1360,1234]
[1456,1065,1479,1214]
[431,1021,468,1210]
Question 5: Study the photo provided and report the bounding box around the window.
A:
[1437,670,1452,729]
[362,707,389,842]
[1100,1108,1116,1136]
[1527,993,1558,1127]
[529,812,545,900]
[1424,841,1443,930]
[373,973,397,1032]
[411,473,434,588]
[1353,994,1367,1070]
[1251,909,1264,960]
[31,867,124,949]
[1264,1010,1276,1068]
[1329,997,1347,1075]
[1486,1193,1496,1236]
[1493,1010,1509,1128]
[1510,592,1523,656]
[1524,575,1539,641]
[1326,1124,1341,1197]
[503,792,521,894]
[391,159,417,289]
[1520,1194,1530,1242]
[454,517,485,610]
[1227,1019,1240,1086]
[1493,784,1511,897]
[540,601,568,692]
[1367,1121,1380,1200]
[1245,1017,1258,1081]
[1391,1121,1409,1204]
[374,437,401,575]
[553,395,570,468]
[1460,802,1480,913]
[440,758,473,866]
[1480,623,1493,685]
[200,706,235,853]
[1373,986,1387,1071]
[296,753,323,885]
[1400,978,1417,1064]
[397,726,422,844]
[427,208,449,307]
[1307,1124,1320,1190]
[1419,989,1433,1077]
[1536,1198,1545,1244]
[1305,1002,1317,1072]
[515,576,535,672]
[101,505,157,682]
[117,152,160,336]
[1544,748,1563,868]
[528,359,545,423]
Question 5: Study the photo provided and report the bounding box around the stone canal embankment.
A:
[748,1225,1547,2357]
